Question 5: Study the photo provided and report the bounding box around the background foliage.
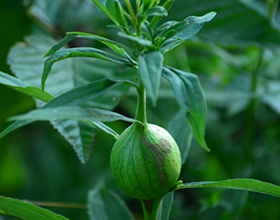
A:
[1,0,280,219]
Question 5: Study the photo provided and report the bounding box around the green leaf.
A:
[162,66,209,152]
[159,12,216,53]
[0,196,69,220]
[138,51,163,105]
[45,32,132,58]
[141,21,154,41]
[175,179,280,198]
[157,192,174,220]
[90,121,119,139]
[106,0,127,27]
[42,47,131,92]
[118,32,152,47]
[140,6,168,17]
[9,106,141,124]
[167,108,193,165]
[0,78,124,163]
[87,187,134,220]
[167,0,280,47]
[0,71,54,103]
[7,35,134,163]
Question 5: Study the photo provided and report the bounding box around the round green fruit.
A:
[110,123,181,200]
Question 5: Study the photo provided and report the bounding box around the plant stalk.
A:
[135,77,147,125]
[140,198,162,220]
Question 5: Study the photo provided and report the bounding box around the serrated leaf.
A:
[175,179,280,198]
[162,66,209,152]
[138,51,163,105]
[0,196,69,220]
[0,78,124,163]
[42,47,131,92]
[9,106,141,124]
[87,187,134,220]
[0,71,54,103]
[167,108,193,165]
[159,12,216,53]
[7,35,133,163]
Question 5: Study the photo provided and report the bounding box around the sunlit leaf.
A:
[9,106,141,124]
[0,196,69,220]
[175,179,280,198]
[0,71,54,103]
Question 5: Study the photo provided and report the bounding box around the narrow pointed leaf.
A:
[87,187,134,220]
[162,66,209,151]
[106,0,127,27]
[90,121,119,139]
[138,51,163,105]
[175,179,280,198]
[0,79,121,139]
[9,106,141,124]
[42,47,131,92]
[0,196,69,220]
[0,71,54,103]
[139,6,168,17]
[118,32,152,46]
[45,32,132,58]
[159,12,216,53]
[157,192,174,220]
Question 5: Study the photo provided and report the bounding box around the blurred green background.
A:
[1,0,280,219]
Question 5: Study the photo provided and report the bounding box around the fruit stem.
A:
[140,198,162,220]
[135,77,147,125]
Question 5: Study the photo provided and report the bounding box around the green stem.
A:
[124,0,136,22]
[141,198,162,220]
[135,78,147,125]
[246,49,263,164]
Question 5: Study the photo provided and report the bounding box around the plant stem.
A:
[246,49,263,164]
[135,78,147,125]
[140,198,162,220]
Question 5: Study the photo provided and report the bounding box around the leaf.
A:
[9,106,141,124]
[0,78,124,163]
[175,179,280,198]
[87,187,134,220]
[42,47,131,92]
[138,51,163,105]
[162,66,209,152]
[45,32,133,58]
[106,0,127,27]
[167,0,280,47]
[140,6,168,17]
[261,81,280,115]
[118,32,152,47]
[29,0,99,33]
[158,12,216,53]
[0,71,54,103]
[0,196,69,220]
[167,108,193,165]
[7,35,134,163]
[90,121,119,139]
[157,192,174,220]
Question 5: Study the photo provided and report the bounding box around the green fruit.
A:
[110,123,181,200]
